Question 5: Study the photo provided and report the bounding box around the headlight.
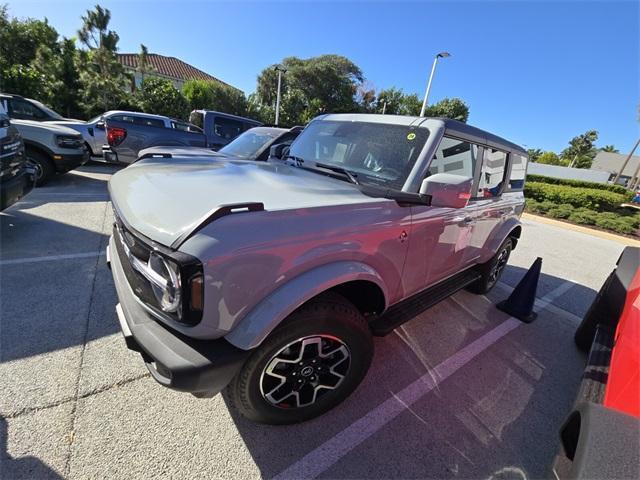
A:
[148,252,182,314]
[115,221,204,325]
[56,135,82,148]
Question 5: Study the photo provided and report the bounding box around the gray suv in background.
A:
[107,113,528,424]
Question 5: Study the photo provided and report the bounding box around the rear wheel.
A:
[26,149,55,186]
[467,238,513,294]
[225,293,373,424]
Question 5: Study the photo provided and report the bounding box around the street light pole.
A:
[419,52,451,117]
[274,65,286,126]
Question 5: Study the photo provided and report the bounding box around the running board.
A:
[576,325,613,404]
[370,269,481,336]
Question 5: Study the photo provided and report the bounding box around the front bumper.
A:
[53,150,90,173]
[0,168,35,211]
[108,236,250,395]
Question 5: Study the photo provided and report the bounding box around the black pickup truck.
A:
[1,111,34,210]
[104,110,262,164]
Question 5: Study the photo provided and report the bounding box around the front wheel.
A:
[225,293,373,424]
[467,238,513,294]
[26,150,55,186]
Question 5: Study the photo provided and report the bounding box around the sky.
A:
[6,0,639,154]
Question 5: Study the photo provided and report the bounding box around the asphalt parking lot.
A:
[0,165,632,479]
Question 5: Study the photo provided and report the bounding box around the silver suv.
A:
[107,113,528,424]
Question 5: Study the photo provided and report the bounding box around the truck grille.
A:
[113,216,162,311]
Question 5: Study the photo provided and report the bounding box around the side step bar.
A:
[370,269,481,336]
[576,325,614,405]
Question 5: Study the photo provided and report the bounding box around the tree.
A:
[255,55,364,125]
[0,5,58,95]
[561,130,599,169]
[373,87,422,116]
[0,6,58,70]
[136,43,154,87]
[136,77,189,119]
[527,148,543,162]
[600,145,619,153]
[536,151,569,166]
[77,5,132,116]
[33,38,82,118]
[424,97,469,122]
[183,79,247,117]
[371,88,469,121]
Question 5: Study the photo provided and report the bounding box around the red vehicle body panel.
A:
[603,267,640,418]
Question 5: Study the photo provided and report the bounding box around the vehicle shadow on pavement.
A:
[1,211,115,362]
[11,164,121,208]
[224,270,592,479]
[0,416,63,479]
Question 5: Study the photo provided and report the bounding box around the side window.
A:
[214,117,243,139]
[507,153,527,191]
[477,148,507,198]
[429,136,478,179]
[133,116,165,128]
[10,99,46,120]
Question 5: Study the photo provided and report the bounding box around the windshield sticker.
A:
[407,132,416,141]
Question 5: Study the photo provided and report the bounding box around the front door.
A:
[410,136,479,289]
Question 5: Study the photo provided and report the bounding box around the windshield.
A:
[88,115,103,123]
[219,129,280,159]
[30,99,64,120]
[287,120,429,190]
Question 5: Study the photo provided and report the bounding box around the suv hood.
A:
[109,157,379,248]
[11,119,82,136]
[49,119,87,127]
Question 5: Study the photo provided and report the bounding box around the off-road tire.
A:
[26,149,55,186]
[225,292,373,425]
[467,237,513,294]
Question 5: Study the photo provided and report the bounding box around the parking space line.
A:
[274,281,573,480]
[0,251,104,266]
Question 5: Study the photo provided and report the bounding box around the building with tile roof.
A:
[117,53,240,92]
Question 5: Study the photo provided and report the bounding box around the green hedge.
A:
[526,174,629,195]
[524,182,631,210]
[526,199,640,235]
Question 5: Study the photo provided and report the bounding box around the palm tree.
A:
[601,145,619,153]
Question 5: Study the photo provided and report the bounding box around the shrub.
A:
[547,204,573,219]
[525,182,628,210]
[594,217,637,235]
[568,210,598,225]
[526,174,629,195]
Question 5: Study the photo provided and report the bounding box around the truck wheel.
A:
[226,293,373,425]
[467,238,513,294]
[26,150,55,186]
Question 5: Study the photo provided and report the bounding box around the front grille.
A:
[113,221,163,311]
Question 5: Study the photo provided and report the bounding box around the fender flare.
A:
[482,218,522,263]
[224,261,389,350]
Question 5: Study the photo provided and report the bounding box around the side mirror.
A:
[420,173,473,209]
[269,143,289,159]
[95,121,105,130]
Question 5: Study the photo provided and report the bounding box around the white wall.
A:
[528,162,610,183]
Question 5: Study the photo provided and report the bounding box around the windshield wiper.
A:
[315,162,359,185]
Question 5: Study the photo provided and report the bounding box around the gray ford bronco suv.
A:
[107,113,528,424]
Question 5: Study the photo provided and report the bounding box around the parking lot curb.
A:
[523,213,640,247]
